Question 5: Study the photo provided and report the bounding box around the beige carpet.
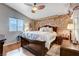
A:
[46,44,60,56]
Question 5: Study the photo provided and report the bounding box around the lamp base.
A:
[70,30,72,42]
[73,41,78,45]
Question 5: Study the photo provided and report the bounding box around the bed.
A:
[18,25,58,56]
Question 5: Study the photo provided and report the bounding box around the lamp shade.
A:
[67,24,74,30]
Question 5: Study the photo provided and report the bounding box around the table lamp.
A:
[67,24,74,41]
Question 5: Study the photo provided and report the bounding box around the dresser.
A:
[60,40,79,56]
[0,34,6,56]
[0,39,6,56]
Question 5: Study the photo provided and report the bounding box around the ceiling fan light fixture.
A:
[32,3,38,13]
[32,9,36,13]
[32,5,38,11]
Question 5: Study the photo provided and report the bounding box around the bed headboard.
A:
[38,25,57,32]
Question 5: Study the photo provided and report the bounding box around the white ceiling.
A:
[5,3,70,20]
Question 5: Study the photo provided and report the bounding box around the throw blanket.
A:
[21,31,57,49]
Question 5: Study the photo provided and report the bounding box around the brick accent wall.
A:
[32,14,71,31]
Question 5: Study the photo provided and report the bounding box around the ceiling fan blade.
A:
[24,3,32,6]
[38,5,45,10]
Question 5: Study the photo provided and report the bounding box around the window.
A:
[18,19,24,31]
[9,18,24,31]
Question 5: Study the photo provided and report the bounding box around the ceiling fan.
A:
[68,3,79,19]
[24,3,45,13]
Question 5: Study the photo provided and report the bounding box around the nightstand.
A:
[54,35,69,45]
[61,36,69,40]
[54,36,63,45]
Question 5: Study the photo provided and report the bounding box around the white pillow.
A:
[46,27,53,32]
[39,27,47,32]
[39,27,53,32]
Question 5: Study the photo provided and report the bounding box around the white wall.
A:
[0,4,30,45]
